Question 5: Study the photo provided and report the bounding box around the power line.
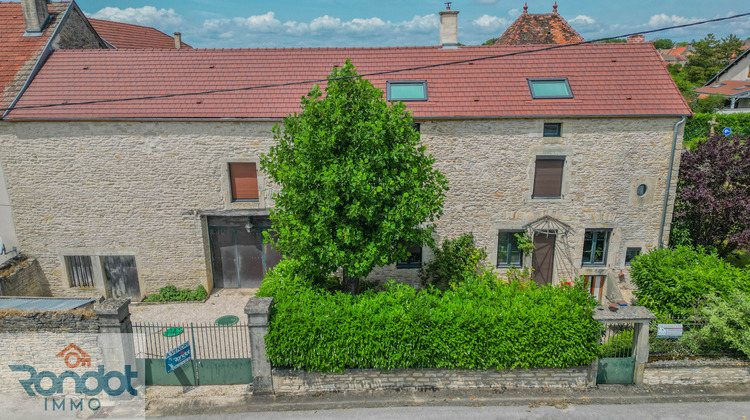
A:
[2,11,749,114]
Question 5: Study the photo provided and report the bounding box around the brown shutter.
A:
[533,158,564,198]
[229,162,259,200]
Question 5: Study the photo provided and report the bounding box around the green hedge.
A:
[684,113,750,148]
[630,246,750,317]
[257,260,602,372]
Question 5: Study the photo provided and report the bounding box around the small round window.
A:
[637,184,647,196]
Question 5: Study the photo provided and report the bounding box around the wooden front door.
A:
[532,233,556,286]
[103,255,141,298]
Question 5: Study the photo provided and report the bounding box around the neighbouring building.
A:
[492,3,584,46]
[0,0,108,263]
[695,48,750,113]
[88,19,192,50]
[0,6,691,303]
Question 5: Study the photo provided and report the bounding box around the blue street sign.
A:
[165,341,192,373]
[723,127,732,136]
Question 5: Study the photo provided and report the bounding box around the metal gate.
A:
[597,322,636,384]
[133,322,252,386]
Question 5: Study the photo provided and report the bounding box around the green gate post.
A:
[245,297,274,395]
[594,306,655,385]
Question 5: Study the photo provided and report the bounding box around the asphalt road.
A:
[166,401,750,419]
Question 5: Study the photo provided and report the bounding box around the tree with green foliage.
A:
[652,38,675,49]
[673,134,750,257]
[683,34,743,85]
[260,60,449,294]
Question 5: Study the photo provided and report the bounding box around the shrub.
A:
[264,271,602,372]
[683,113,750,148]
[143,284,208,302]
[630,246,750,317]
[683,291,750,358]
[419,233,487,290]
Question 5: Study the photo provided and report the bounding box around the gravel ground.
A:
[130,288,258,325]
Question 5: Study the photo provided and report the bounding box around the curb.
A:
[145,384,750,416]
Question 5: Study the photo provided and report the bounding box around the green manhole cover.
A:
[163,327,184,337]
[215,315,239,326]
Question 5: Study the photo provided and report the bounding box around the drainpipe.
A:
[658,116,687,249]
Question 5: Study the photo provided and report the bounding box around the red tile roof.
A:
[0,1,68,111]
[6,43,691,120]
[695,80,750,97]
[88,19,192,50]
[495,8,583,45]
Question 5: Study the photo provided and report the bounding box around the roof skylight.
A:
[528,79,573,99]
[387,81,428,101]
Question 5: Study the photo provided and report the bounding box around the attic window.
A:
[711,83,726,88]
[528,79,573,99]
[734,85,750,90]
[387,81,428,101]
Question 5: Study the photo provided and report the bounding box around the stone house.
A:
[0,8,691,302]
[0,0,109,263]
[0,0,189,264]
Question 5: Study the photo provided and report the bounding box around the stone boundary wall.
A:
[272,365,595,394]
[0,256,50,297]
[644,359,750,385]
[0,310,100,333]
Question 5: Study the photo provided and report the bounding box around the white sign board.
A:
[657,323,683,338]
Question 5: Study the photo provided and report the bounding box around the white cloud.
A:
[88,6,183,29]
[472,14,511,32]
[647,14,701,28]
[570,15,596,26]
[401,14,439,32]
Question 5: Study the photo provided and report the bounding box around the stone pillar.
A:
[94,297,132,333]
[593,306,655,385]
[245,297,274,395]
[94,298,139,388]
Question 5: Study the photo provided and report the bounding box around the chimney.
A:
[627,34,645,43]
[21,0,50,35]
[439,3,459,49]
[174,32,183,49]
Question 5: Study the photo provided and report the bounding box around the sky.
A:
[69,1,750,48]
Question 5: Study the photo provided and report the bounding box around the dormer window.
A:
[387,81,428,101]
[528,79,573,99]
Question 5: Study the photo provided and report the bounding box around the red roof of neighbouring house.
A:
[494,4,583,45]
[0,1,69,111]
[5,43,691,120]
[88,19,192,50]
[695,80,750,97]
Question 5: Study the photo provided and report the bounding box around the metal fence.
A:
[601,322,635,358]
[649,316,745,360]
[132,322,251,360]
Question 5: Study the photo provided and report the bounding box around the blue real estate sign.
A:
[165,341,192,373]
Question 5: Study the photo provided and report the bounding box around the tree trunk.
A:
[342,269,359,295]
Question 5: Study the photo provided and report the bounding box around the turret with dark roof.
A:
[494,2,584,45]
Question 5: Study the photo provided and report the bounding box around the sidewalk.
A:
[145,383,750,417]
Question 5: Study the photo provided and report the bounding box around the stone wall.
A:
[0,117,684,296]
[0,310,99,333]
[52,3,110,50]
[273,365,594,394]
[0,255,51,296]
[644,359,750,385]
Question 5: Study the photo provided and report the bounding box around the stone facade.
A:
[273,365,594,394]
[0,255,51,296]
[644,359,750,385]
[0,116,684,298]
[0,309,99,333]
